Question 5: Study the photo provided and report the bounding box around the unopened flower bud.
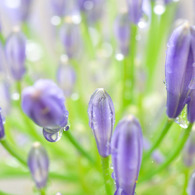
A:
[165,22,195,119]
[88,88,115,157]
[28,142,49,189]
[188,171,195,195]
[22,79,69,142]
[0,108,5,140]
[5,28,26,80]
[60,23,81,59]
[114,13,130,56]
[111,115,143,195]
[126,0,143,24]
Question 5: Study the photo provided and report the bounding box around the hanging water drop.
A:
[43,127,64,142]
[174,106,189,129]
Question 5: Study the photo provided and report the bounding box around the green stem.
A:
[182,168,190,195]
[140,123,193,183]
[101,156,113,195]
[64,131,95,164]
[122,24,138,110]
[143,119,173,160]
[39,189,46,195]
[81,13,95,59]
[0,139,26,166]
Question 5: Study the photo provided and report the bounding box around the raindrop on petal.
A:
[43,127,64,142]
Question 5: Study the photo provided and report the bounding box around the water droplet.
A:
[154,1,166,15]
[65,125,70,131]
[115,53,124,61]
[12,92,20,101]
[111,172,115,180]
[43,127,64,142]
[174,106,189,129]
[138,14,149,29]
[51,16,61,26]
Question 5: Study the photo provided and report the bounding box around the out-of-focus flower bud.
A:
[57,61,76,97]
[114,12,130,56]
[19,0,33,21]
[165,22,194,119]
[126,0,143,24]
[28,142,49,189]
[183,130,195,166]
[0,108,5,140]
[22,79,69,142]
[5,28,26,80]
[50,0,67,17]
[88,88,115,157]
[60,22,81,59]
[143,137,164,164]
[188,171,195,195]
[111,115,143,195]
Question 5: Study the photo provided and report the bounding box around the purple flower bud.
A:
[0,108,5,140]
[126,0,143,24]
[165,22,194,119]
[88,88,115,157]
[114,13,130,56]
[28,142,49,189]
[22,79,69,142]
[50,0,66,17]
[143,137,164,164]
[183,130,195,167]
[57,63,76,97]
[19,0,33,21]
[0,42,5,73]
[60,23,81,59]
[85,0,104,24]
[5,28,26,80]
[111,115,143,195]
[188,171,195,195]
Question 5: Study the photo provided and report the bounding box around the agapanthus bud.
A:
[5,28,26,80]
[183,130,195,166]
[85,0,104,24]
[50,0,67,17]
[165,22,194,119]
[88,88,115,157]
[28,142,49,189]
[60,23,81,59]
[114,13,130,56]
[19,0,32,21]
[0,108,5,140]
[126,0,143,24]
[22,79,69,142]
[188,171,195,195]
[57,63,76,97]
[111,115,143,195]
[143,137,164,164]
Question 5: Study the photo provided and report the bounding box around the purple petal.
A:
[88,88,115,157]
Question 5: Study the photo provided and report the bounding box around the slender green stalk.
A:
[39,189,46,195]
[0,190,14,195]
[0,139,26,166]
[182,168,190,195]
[122,24,138,109]
[81,13,95,59]
[101,156,113,195]
[140,123,193,183]
[143,119,173,160]
[64,131,95,164]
